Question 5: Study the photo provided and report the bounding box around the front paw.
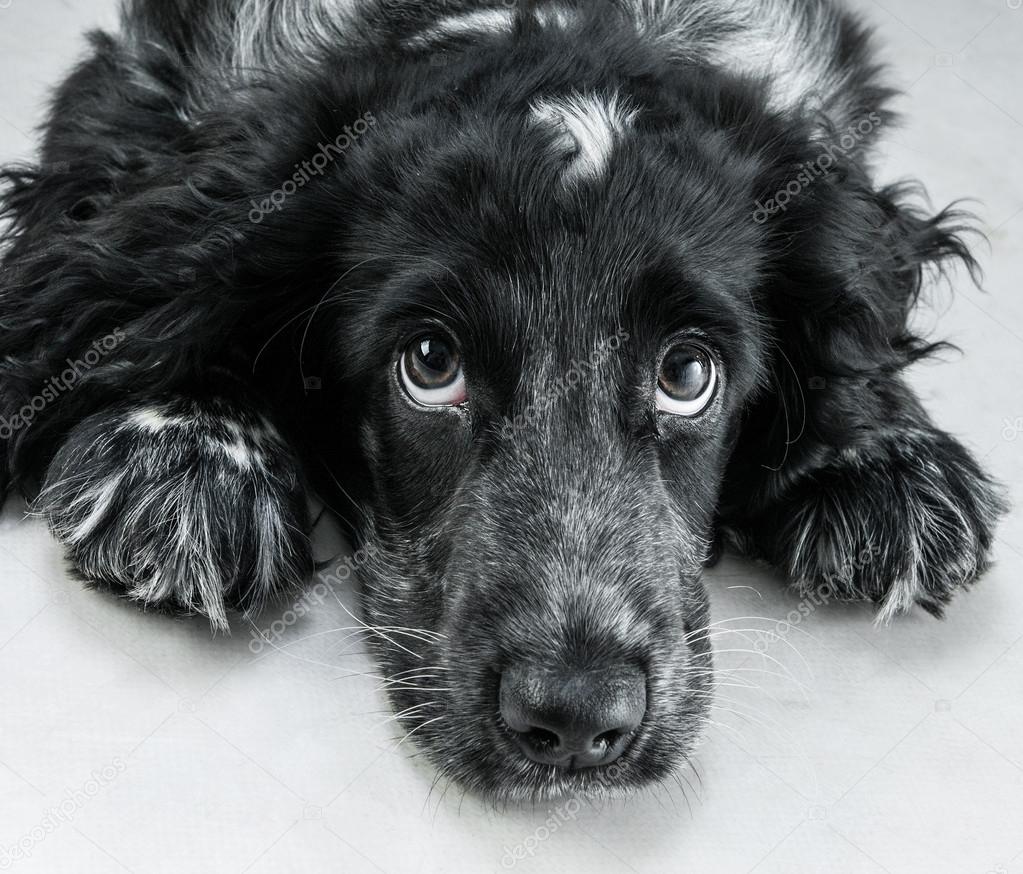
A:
[760,427,1007,620]
[37,400,313,630]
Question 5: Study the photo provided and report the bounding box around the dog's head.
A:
[72,6,961,801]
[248,10,976,799]
[0,0,984,803]
[282,33,788,798]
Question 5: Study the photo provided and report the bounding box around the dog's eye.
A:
[400,334,467,407]
[656,343,717,416]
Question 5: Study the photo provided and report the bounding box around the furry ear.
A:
[720,163,1006,618]
[738,165,980,474]
[0,29,372,495]
[0,132,265,489]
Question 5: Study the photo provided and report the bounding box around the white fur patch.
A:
[407,9,516,46]
[64,474,126,546]
[874,458,979,625]
[623,0,853,120]
[532,92,638,182]
[43,401,302,631]
[232,0,358,72]
[406,4,578,48]
[131,502,230,629]
[219,439,259,470]
[125,407,268,470]
[129,407,192,432]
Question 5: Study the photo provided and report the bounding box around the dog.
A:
[0,0,1006,800]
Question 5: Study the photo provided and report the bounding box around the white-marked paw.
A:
[37,399,313,630]
[775,427,1006,621]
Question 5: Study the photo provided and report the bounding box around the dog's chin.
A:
[474,760,649,805]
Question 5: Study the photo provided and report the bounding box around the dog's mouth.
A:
[490,718,650,802]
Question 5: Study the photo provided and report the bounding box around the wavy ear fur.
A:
[0,27,371,496]
[721,147,1007,617]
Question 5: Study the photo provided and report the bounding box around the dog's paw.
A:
[755,426,1007,621]
[37,399,313,630]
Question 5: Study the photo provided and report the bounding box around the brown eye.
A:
[657,343,717,416]
[400,334,467,406]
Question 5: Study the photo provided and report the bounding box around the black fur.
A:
[0,0,1006,799]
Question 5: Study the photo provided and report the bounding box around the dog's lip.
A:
[508,754,640,799]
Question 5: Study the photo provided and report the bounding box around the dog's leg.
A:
[727,383,1006,621]
[35,383,313,630]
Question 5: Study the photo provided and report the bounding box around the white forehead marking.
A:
[531,92,639,182]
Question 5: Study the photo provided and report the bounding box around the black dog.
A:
[0,0,1006,799]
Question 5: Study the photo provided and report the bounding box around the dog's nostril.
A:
[525,727,560,750]
[499,663,646,769]
[594,729,623,749]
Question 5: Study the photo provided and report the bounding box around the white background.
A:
[1,1,1021,871]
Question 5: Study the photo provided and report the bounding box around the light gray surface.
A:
[1,1,1021,872]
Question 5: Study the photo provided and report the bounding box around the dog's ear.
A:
[0,42,368,486]
[720,158,1006,618]
[737,158,979,474]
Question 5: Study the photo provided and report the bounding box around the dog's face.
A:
[310,93,771,798]
[0,0,998,809]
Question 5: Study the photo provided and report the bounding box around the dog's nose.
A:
[499,664,646,768]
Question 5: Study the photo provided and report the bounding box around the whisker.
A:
[394,715,446,749]
[326,590,425,661]
[383,701,440,725]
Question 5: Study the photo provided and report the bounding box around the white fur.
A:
[219,439,260,470]
[406,9,516,46]
[131,501,230,630]
[232,0,359,72]
[64,473,126,546]
[129,407,191,432]
[532,92,638,182]
[875,458,980,625]
[784,439,990,625]
[43,402,298,630]
[169,0,854,129]
[406,4,578,48]
[126,407,266,470]
[624,0,854,120]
